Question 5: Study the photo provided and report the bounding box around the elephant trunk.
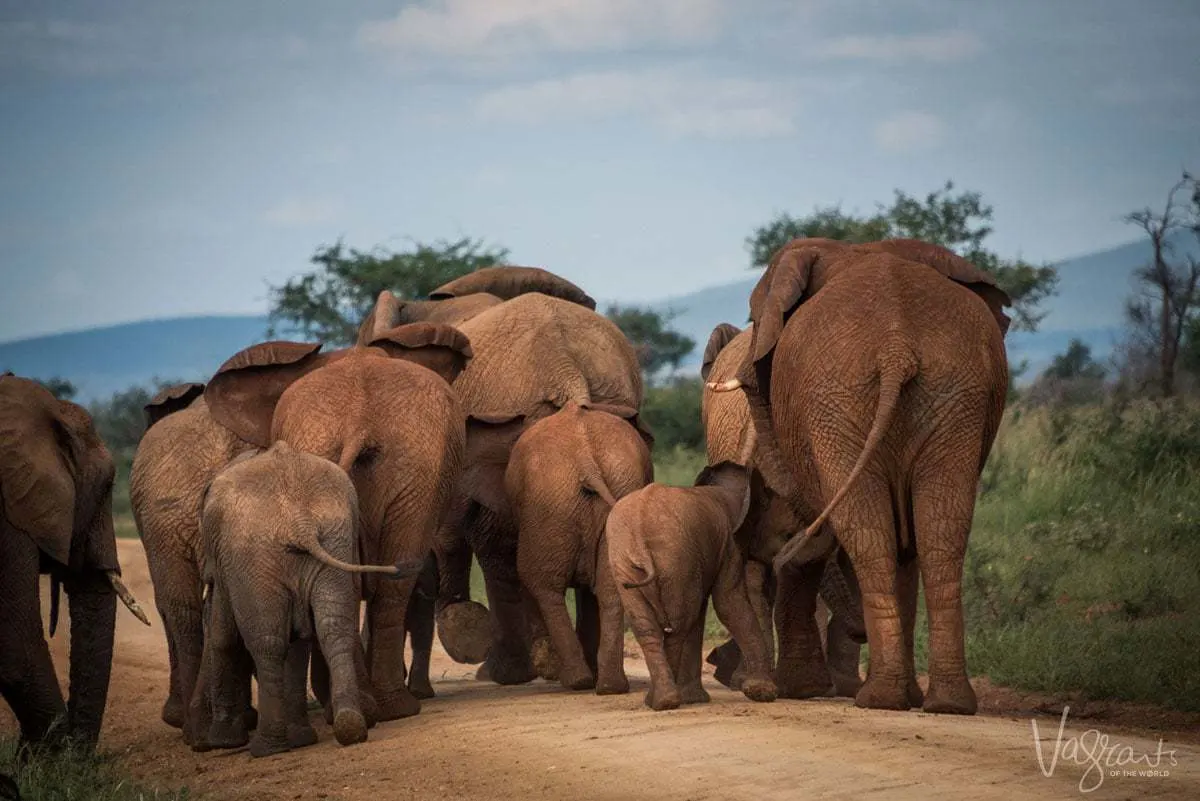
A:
[817,558,866,645]
[65,568,117,746]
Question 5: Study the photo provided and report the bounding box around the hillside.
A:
[3,236,1194,400]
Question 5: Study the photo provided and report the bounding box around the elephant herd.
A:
[0,237,1011,757]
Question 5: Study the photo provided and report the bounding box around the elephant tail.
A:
[621,560,674,635]
[579,449,618,508]
[49,575,61,637]
[775,342,918,570]
[337,430,368,474]
[295,523,425,578]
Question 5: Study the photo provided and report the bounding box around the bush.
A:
[640,377,705,452]
[0,740,188,800]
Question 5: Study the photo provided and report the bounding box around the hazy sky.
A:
[2,1,1198,341]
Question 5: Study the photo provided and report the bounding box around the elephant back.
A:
[455,294,642,420]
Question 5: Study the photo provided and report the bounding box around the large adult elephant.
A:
[0,374,148,748]
[359,270,641,685]
[708,238,1010,714]
[699,323,865,697]
[131,382,255,736]
[201,324,470,722]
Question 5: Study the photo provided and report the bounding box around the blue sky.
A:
[1,0,1198,341]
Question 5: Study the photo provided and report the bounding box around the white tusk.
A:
[706,378,743,392]
[107,571,151,627]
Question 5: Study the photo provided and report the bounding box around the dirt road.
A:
[4,539,1198,800]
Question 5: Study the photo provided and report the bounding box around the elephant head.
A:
[428,265,597,310]
[144,382,206,430]
[0,375,149,746]
[355,290,503,346]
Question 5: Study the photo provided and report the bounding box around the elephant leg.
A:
[312,572,370,746]
[406,588,436,700]
[772,558,831,698]
[712,557,777,703]
[826,612,865,699]
[523,584,559,681]
[624,594,680,711]
[431,501,491,665]
[191,582,248,751]
[310,637,332,725]
[912,465,978,715]
[836,494,910,711]
[0,534,65,746]
[897,556,923,707]
[593,548,628,696]
[284,639,317,750]
[156,589,205,737]
[575,586,601,676]
[529,586,594,690]
[246,637,290,758]
[365,579,421,721]
[678,606,710,706]
[471,514,535,685]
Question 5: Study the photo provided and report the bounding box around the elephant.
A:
[606,452,778,711]
[0,374,149,749]
[202,324,469,722]
[358,271,641,686]
[699,322,865,697]
[132,382,257,737]
[707,237,1010,714]
[505,401,654,694]
[189,442,424,758]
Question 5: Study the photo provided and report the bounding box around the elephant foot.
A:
[243,705,259,731]
[705,641,742,690]
[831,671,865,699]
[774,657,832,699]
[680,684,711,705]
[249,731,291,759]
[436,601,492,664]
[923,676,976,715]
[333,709,368,746]
[287,723,318,750]
[907,677,925,708]
[741,677,778,703]
[530,637,560,681]
[408,676,436,700]
[854,675,912,711]
[161,696,185,729]
[558,664,596,691]
[359,693,379,728]
[595,673,629,695]
[645,684,682,712]
[479,651,536,686]
[373,688,421,721]
[322,704,334,726]
[205,718,249,751]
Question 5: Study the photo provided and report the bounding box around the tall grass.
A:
[0,740,188,801]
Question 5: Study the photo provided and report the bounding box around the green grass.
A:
[0,739,188,800]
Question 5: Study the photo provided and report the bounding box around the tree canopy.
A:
[267,237,510,345]
[745,181,1059,332]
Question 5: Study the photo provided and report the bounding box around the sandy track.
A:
[3,539,1198,800]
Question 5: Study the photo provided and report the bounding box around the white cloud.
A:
[359,0,727,59]
[263,197,344,227]
[475,67,796,140]
[814,30,980,63]
[874,110,945,152]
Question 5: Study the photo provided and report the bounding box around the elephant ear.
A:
[0,378,78,566]
[863,239,1013,336]
[701,323,742,382]
[355,290,404,347]
[204,341,327,448]
[429,266,597,310]
[368,323,474,384]
[579,402,655,449]
[144,382,205,430]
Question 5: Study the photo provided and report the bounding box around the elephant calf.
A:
[190,442,421,758]
[606,460,778,711]
[506,401,653,694]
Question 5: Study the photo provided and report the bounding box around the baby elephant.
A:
[606,460,778,711]
[191,442,421,758]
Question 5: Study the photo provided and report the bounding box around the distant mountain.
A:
[3,235,1196,400]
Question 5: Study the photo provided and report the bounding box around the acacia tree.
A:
[604,305,696,381]
[267,237,509,345]
[1122,171,1200,398]
[745,180,1059,332]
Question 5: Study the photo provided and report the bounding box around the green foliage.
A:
[639,377,705,452]
[604,305,696,380]
[961,401,1200,709]
[267,237,509,345]
[652,446,708,487]
[37,376,78,401]
[1025,339,1108,406]
[1043,339,1107,381]
[744,180,1059,332]
[0,739,188,800]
